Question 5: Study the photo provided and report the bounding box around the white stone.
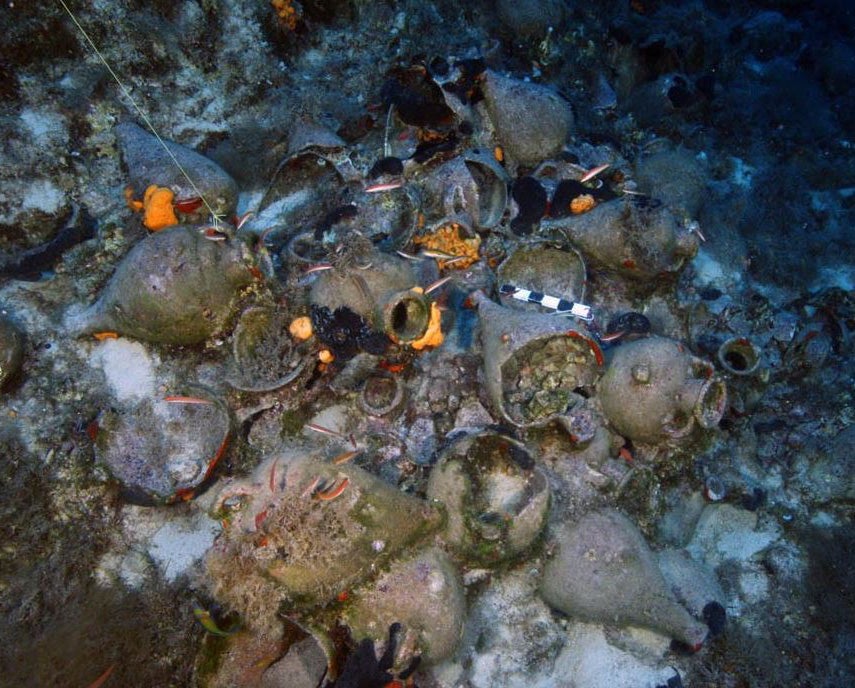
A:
[21,179,65,214]
[90,338,158,402]
[738,564,770,604]
[19,109,67,146]
[550,623,678,688]
[687,503,780,567]
[148,515,220,582]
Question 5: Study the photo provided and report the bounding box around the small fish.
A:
[579,163,610,183]
[85,664,116,688]
[691,224,707,242]
[305,422,359,449]
[269,460,278,492]
[332,449,362,465]
[424,275,453,295]
[301,475,323,499]
[234,211,254,230]
[419,248,460,261]
[199,226,228,242]
[174,196,204,214]
[303,263,334,275]
[93,331,119,341]
[395,249,423,261]
[193,608,239,637]
[314,477,350,501]
[258,224,280,245]
[477,511,508,526]
[163,395,214,405]
[306,422,344,438]
[365,180,404,193]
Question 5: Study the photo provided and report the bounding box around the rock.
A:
[0,177,72,253]
[344,548,465,666]
[806,425,855,504]
[66,225,254,345]
[445,570,565,688]
[0,311,25,390]
[497,0,564,38]
[89,337,158,403]
[147,514,221,582]
[551,622,682,688]
[261,636,327,688]
[481,71,573,166]
[686,503,781,568]
[116,122,238,219]
[539,509,709,647]
[740,11,801,61]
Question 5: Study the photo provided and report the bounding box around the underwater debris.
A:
[717,336,762,376]
[92,389,232,505]
[481,70,574,166]
[229,306,312,392]
[359,371,406,417]
[473,293,602,431]
[427,431,549,565]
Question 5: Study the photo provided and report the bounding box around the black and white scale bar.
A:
[499,284,593,321]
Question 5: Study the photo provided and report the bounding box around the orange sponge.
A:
[410,301,443,350]
[142,185,179,231]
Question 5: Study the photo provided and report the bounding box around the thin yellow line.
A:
[56,0,222,225]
